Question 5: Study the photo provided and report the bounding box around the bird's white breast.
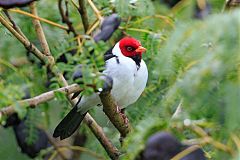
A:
[77,43,148,113]
[104,43,148,108]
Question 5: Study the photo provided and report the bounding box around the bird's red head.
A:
[119,37,146,59]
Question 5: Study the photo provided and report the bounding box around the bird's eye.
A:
[126,46,134,51]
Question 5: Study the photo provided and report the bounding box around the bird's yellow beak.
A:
[135,46,146,53]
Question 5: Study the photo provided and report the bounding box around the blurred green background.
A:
[0,0,239,159]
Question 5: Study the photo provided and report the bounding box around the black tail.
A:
[53,106,86,140]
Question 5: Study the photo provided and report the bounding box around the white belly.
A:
[110,59,148,108]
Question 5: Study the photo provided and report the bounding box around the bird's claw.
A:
[120,112,129,124]
[116,106,129,125]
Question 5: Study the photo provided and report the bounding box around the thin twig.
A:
[58,0,78,36]
[129,14,174,28]
[0,14,46,63]
[3,10,25,37]
[86,0,103,21]
[172,99,183,119]
[71,0,89,32]
[9,8,69,30]
[44,131,69,160]
[48,150,58,160]
[188,124,235,156]
[83,114,120,159]
[86,19,100,34]
[171,0,191,14]
[171,145,201,160]
[119,26,154,34]
[224,0,240,10]
[77,0,89,32]
[68,146,104,159]
[231,134,240,151]
[49,145,105,160]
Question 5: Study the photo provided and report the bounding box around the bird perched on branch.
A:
[53,37,148,140]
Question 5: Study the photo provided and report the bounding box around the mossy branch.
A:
[100,91,132,138]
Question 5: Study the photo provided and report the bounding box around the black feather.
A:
[71,91,81,100]
[53,106,86,140]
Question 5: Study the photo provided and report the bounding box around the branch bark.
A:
[78,0,89,32]
[44,131,70,160]
[84,114,120,159]
[86,0,103,21]
[0,84,82,116]
[9,8,68,30]
[30,3,51,56]
[225,0,240,10]
[0,14,46,63]
[3,10,27,39]
[58,0,78,36]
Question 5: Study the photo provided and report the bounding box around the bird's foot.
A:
[116,107,129,124]
[120,112,129,124]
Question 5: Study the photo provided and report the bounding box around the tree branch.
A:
[0,14,47,63]
[9,8,68,30]
[3,10,27,38]
[86,0,103,21]
[224,0,240,10]
[83,114,120,159]
[58,0,78,36]
[0,84,82,117]
[99,91,131,138]
[78,0,89,32]
[29,3,51,56]
[44,131,69,160]
[86,19,100,34]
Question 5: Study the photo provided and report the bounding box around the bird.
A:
[53,37,148,140]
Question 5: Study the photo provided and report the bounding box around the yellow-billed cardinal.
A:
[53,37,148,140]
